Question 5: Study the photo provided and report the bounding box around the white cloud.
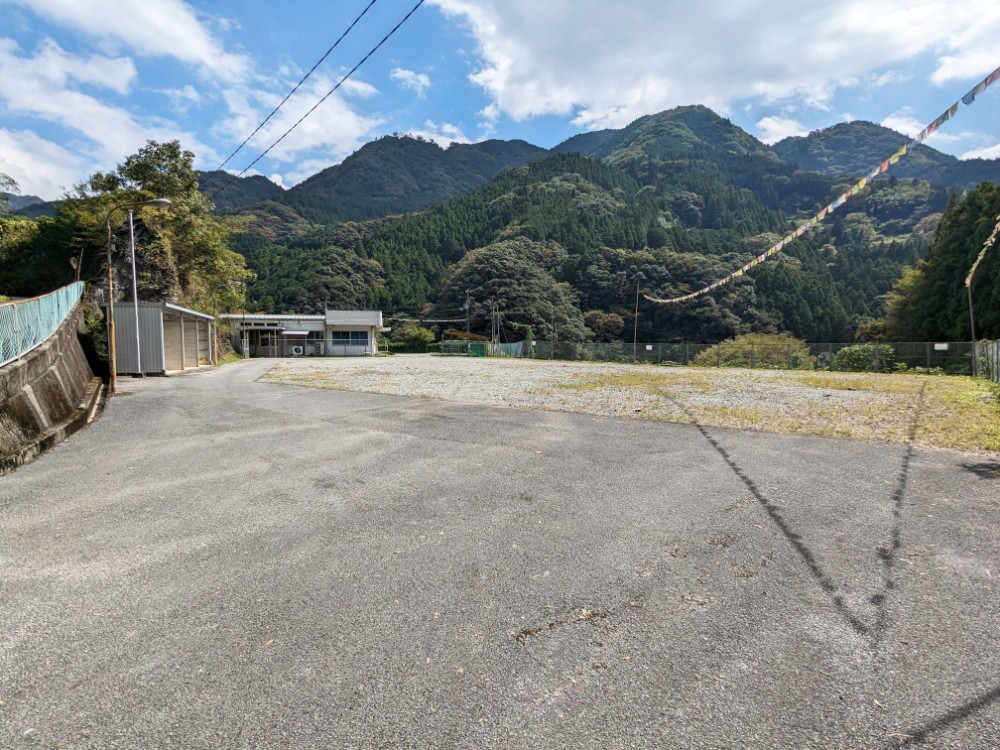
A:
[391,68,431,96]
[0,37,216,168]
[429,0,1000,129]
[0,37,136,94]
[340,78,379,99]
[0,128,87,198]
[962,143,1000,160]
[4,0,249,81]
[215,74,385,178]
[161,84,203,114]
[756,116,809,144]
[881,112,926,138]
[405,120,471,147]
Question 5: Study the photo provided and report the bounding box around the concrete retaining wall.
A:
[0,304,102,474]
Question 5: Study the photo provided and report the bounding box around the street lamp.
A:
[964,212,1000,373]
[103,197,171,391]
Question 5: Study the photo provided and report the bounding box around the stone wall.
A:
[0,305,102,474]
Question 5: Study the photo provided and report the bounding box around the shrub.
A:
[831,343,896,372]
[692,333,815,369]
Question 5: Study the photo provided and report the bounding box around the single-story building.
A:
[223,310,385,357]
[107,301,215,375]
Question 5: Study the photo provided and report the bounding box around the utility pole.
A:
[465,289,471,333]
[105,220,118,393]
[633,277,640,360]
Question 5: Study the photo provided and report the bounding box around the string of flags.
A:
[645,63,1000,305]
[965,213,1000,289]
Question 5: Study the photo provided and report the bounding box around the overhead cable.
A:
[210,0,426,201]
[215,0,380,173]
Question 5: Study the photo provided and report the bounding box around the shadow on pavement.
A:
[891,683,1000,746]
[679,384,926,647]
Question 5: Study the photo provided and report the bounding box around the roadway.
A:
[1,359,997,748]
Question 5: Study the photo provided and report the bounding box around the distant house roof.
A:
[220,311,386,330]
[220,313,325,321]
[326,310,384,329]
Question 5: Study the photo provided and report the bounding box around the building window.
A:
[330,331,368,345]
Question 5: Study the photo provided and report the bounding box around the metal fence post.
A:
[13,303,20,360]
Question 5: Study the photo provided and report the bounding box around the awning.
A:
[280,330,310,336]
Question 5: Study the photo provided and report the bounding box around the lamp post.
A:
[964,213,1000,374]
[103,197,171,389]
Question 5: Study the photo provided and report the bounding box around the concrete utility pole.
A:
[633,277,640,360]
[105,220,118,393]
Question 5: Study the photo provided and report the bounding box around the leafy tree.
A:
[692,332,814,369]
[831,343,896,372]
[390,322,435,348]
[77,140,252,311]
[584,310,625,342]
[0,172,16,213]
[434,237,589,342]
[886,183,1000,340]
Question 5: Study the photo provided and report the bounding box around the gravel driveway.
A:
[263,355,1000,452]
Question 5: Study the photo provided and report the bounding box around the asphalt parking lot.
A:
[1,359,998,748]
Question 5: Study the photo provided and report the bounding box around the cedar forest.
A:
[1,105,999,346]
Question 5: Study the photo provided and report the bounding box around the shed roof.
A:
[114,301,214,320]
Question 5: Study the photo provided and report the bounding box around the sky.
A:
[1,0,1000,201]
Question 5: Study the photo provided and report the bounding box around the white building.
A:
[223,310,385,357]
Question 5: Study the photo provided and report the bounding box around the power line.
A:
[210,0,426,202]
[214,0,380,173]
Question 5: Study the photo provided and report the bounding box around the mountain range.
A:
[216,105,991,344]
[204,111,1000,225]
[8,104,996,344]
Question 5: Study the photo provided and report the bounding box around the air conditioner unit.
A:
[291,345,304,356]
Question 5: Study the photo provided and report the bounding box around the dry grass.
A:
[263,358,1000,454]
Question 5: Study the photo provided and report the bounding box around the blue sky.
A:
[1,0,999,200]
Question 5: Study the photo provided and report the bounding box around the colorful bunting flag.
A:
[642,65,1000,305]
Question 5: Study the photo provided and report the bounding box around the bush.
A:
[692,333,815,369]
[831,343,896,372]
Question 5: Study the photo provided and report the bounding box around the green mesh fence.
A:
[0,282,84,367]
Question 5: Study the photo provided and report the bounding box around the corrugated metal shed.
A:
[110,302,214,375]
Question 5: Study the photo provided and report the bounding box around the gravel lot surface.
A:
[2,358,998,749]
[263,355,998,451]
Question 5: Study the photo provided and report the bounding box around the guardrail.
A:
[0,282,85,368]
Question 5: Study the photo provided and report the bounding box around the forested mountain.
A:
[3,105,981,344]
[280,135,548,224]
[196,171,284,213]
[228,105,978,343]
[1,192,46,213]
[886,182,1000,340]
[773,121,1000,189]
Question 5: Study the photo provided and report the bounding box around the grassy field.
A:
[549,369,1000,453]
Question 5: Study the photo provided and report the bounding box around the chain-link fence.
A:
[0,283,84,368]
[981,341,1000,383]
[435,338,992,376]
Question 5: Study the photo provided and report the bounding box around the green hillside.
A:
[233,105,962,344]
[280,135,548,224]
[772,121,1000,189]
[197,170,284,213]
